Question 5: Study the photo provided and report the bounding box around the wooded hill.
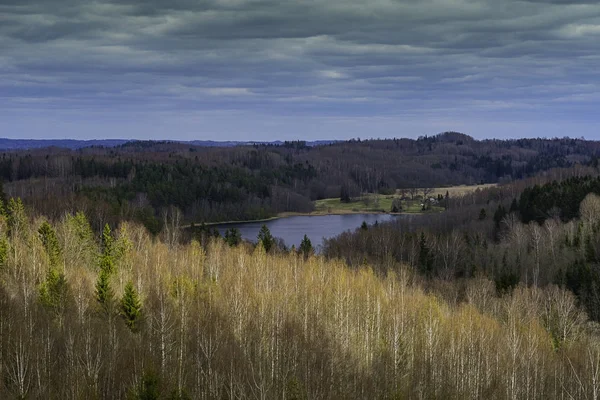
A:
[2,133,600,231]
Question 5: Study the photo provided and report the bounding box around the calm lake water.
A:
[214,213,401,252]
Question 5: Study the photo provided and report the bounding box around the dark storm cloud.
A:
[1,0,599,139]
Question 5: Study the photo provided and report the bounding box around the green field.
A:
[314,194,443,214]
[313,184,495,215]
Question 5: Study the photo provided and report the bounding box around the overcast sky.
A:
[1,0,599,141]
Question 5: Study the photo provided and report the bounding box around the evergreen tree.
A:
[121,281,142,331]
[100,223,115,274]
[38,221,61,268]
[128,369,160,400]
[95,269,114,312]
[224,227,242,247]
[7,197,26,236]
[418,232,433,276]
[299,234,313,258]
[0,180,6,209]
[361,221,368,230]
[257,225,274,253]
[340,183,351,203]
[509,198,519,214]
[0,234,7,269]
[479,208,487,220]
[286,376,306,400]
[39,267,69,316]
[493,204,507,228]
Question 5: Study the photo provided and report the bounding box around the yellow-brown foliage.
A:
[0,214,598,399]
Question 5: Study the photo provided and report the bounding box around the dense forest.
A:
[2,133,600,230]
[2,136,600,398]
[323,172,600,323]
[1,202,600,399]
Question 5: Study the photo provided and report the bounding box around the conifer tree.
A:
[121,281,142,331]
[257,224,274,253]
[479,208,487,220]
[100,223,115,274]
[6,197,26,237]
[299,234,313,259]
[0,234,7,268]
[39,267,69,316]
[224,227,241,247]
[95,269,114,313]
[38,221,61,268]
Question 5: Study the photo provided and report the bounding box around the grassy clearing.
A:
[429,183,497,197]
[313,183,496,215]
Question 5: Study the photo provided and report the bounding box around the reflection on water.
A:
[214,213,403,252]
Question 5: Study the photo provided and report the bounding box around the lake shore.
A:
[188,209,414,228]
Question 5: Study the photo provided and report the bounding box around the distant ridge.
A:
[0,138,339,150]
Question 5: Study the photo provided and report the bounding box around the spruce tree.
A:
[38,221,61,268]
[95,269,114,312]
[299,234,313,259]
[224,227,242,247]
[121,281,142,331]
[39,267,69,316]
[257,225,274,253]
[100,223,115,274]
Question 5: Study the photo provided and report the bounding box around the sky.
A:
[1,0,599,141]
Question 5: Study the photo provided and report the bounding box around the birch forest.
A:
[0,199,599,399]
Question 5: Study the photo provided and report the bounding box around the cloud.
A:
[1,0,600,139]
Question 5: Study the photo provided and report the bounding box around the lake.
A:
[214,213,402,252]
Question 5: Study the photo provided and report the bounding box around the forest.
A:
[2,132,600,231]
[1,200,600,399]
[2,136,600,398]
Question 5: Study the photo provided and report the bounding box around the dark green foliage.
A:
[95,269,114,312]
[479,208,487,220]
[361,221,368,230]
[493,204,506,228]
[286,376,307,400]
[100,224,115,274]
[299,234,313,258]
[391,198,403,213]
[257,224,274,252]
[39,268,69,315]
[0,180,6,209]
[418,232,433,276]
[340,183,351,203]
[121,281,142,331]
[38,221,61,268]
[128,369,160,400]
[509,198,519,214]
[224,227,242,247]
[519,176,600,223]
[6,197,26,236]
[0,234,7,268]
[495,271,520,296]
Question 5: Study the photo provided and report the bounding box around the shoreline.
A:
[186,209,421,228]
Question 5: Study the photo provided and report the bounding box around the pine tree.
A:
[121,281,142,331]
[257,225,274,253]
